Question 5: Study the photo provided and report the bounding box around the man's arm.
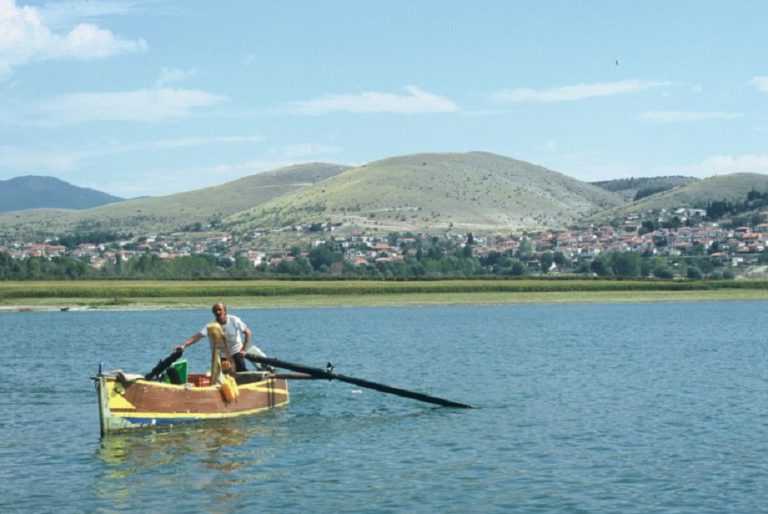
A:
[175,333,204,352]
[238,326,253,355]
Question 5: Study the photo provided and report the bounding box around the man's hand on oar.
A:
[144,348,183,381]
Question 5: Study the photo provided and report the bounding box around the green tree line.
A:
[706,189,768,220]
[0,243,743,281]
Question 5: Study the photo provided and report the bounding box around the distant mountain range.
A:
[0,152,766,241]
[0,176,124,212]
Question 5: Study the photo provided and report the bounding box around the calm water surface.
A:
[1,302,766,513]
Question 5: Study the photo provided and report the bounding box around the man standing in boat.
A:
[175,302,266,372]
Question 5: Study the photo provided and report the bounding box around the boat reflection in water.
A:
[94,418,284,509]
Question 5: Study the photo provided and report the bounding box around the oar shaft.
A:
[333,372,474,408]
[271,373,315,380]
[251,356,474,409]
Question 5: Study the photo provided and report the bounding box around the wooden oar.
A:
[144,348,183,380]
[247,355,475,409]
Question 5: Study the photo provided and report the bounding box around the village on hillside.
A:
[3,205,768,279]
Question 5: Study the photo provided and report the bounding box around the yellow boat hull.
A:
[96,372,289,436]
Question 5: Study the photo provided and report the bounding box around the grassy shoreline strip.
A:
[1,279,768,303]
[2,289,768,311]
[1,278,768,299]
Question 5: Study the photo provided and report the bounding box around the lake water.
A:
[1,302,766,513]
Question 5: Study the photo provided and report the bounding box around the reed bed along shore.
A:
[1,279,767,310]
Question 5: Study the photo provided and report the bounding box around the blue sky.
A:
[2,0,768,198]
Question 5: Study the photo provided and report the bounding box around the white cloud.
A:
[150,135,265,149]
[41,88,225,123]
[534,140,558,153]
[281,143,341,159]
[699,154,768,174]
[38,1,144,27]
[493,80,668,103]
[638,111,742,123]
[0,134,264,181]
[752,76,768,92]
[0,0,147,74]
[156,67,196,87]
[83,134,264,154]
[101,160,286,197]
[663,154,768,177]
[0,144,77,171]
[289,85,457,115]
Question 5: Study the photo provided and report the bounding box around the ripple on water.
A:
[1,302,767,513]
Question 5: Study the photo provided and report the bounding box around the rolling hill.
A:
[591,176,699,201]
[0,163,349,240]
[224,152,626,234]
[592,173,768,220]
[0,176,124,212]
[3,153,766,243]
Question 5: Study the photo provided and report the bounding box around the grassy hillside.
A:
[225,152,625,234]
[591,176,698,201]
[0,163,349,240]
[593,172,768,220]
[8,151,762,243]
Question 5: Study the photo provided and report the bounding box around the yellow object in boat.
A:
[221,374,239,402]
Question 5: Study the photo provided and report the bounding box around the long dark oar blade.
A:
[248,355,474,409]
[144,349,183,380]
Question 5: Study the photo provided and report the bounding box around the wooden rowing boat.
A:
[94,324,473,436]
[95,368,289,437]
[95,322,293,437]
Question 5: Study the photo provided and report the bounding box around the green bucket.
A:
[162,359,188,384]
